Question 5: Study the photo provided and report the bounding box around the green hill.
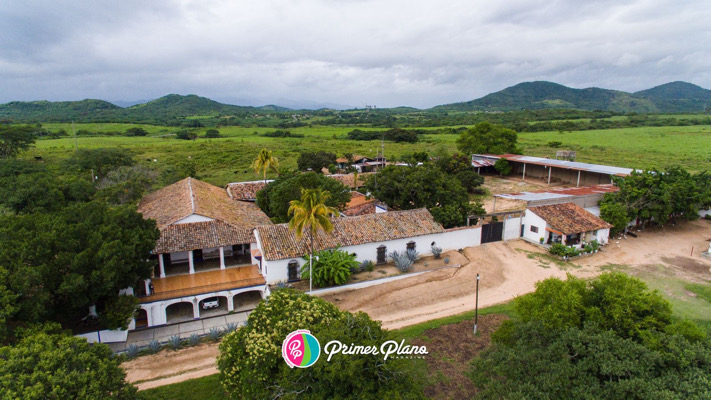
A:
[0,99,121,122]
[433,81,660,113]
[633,81,711,112]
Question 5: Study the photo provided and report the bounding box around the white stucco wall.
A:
[77,329,129,344]
[261,228,482,284]
[522,210,548,244]
[699,209,711,218]
[503,217,522,241]
[596,228,610,245]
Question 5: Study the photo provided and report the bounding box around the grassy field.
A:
[28,122,711,186]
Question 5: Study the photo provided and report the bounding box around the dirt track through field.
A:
[123,219,711,389]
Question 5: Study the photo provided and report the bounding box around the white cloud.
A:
[0,0,709,108]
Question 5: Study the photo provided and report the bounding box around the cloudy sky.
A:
[1,0,710,108]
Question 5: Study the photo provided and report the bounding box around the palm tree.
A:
[288,188,338,293]
[252,148,279,183]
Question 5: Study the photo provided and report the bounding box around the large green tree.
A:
[0,125,36,159]
[470,273,711,399]
[256,172,350,223]
[297,150,337,173]
[364,165,483,228]
[0,201,159,331]
[0,324,137,399]
[456,122,520,155]
[66,148,135,179]
[218,289,423,399]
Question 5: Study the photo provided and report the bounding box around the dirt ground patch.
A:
[123,342,220,390]
[411,314,508,400]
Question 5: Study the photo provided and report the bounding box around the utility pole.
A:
[473,273,480,334]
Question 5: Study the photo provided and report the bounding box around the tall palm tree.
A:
[288,188,338,293]
[252,148,279,183]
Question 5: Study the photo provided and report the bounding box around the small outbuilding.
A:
[523,202,612,247]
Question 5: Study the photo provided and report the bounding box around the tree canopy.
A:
[0,324,137,399]
[364,165,483,228]
[296,150,337,173]
[257,172,350,223]
[0,125,36,159]
[0,201,159,334]
[218,289,422,399]
[66,147,135,179]
[456,122,519,155]
[470,273,711,399]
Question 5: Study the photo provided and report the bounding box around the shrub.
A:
[549,243,581,258]
[360,260,375,272]
[188,334,201,346]
[431,244,443,259]
[223,323,237,335]
[590,240,601,251]
[204,129,221,138]
[444,256,450,264]
[217,289,422,399]
[301,248,357,287]
[147,339,161,353]
[273,280,288,289]
[125,344,139,359]
[389,250,414,272]
[208,327,222,342]
[168,335,182,350]
[406,248,419,262]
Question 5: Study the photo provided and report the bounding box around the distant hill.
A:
[433,81,710,113]
[0,94,290,124]
[633,81,711,113]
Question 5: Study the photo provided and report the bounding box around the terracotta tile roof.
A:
[528,202,612,235]
[326,173,375,188]
[256,208,444,260]
[227,181,268,201]
[138,178,272,253]
[138,178,271,230]
[342,191,378,217]
[155,220,255,253]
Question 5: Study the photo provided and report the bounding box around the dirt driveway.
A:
[124,219,711,389]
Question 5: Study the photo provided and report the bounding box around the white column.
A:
[227,295,234,311]
[144,279,151,295]
[188,250,195,274]
[522,163,526,180]
[159,254,166,278]
[192,299,200,319]
[219,247,226,269]
[576,170,581,187]
[547,166,552,185]
[145,307,153,327]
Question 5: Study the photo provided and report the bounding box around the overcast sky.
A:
[1,0,710,109]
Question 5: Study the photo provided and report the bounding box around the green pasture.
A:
[29,123,711,186]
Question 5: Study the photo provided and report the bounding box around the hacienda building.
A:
[522,202,612,247]
[133,178,272,328]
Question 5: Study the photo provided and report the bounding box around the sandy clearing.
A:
[123,219,711,389]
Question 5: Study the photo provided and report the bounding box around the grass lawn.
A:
[28,122,711,186]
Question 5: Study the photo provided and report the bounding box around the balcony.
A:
[140,265,265,303]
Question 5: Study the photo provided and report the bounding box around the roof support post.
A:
[158,254,166,278]
[144,279,151,295]
[188,250,195,274]
[547,166,552,186]
[577,170,581,187]
[522,163,526,181]
[219,247,226,269]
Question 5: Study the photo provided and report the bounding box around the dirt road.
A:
[123,219,711,389]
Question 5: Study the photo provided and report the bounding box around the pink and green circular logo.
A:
[282,329,320,368]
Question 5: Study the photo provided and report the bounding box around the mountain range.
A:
[1,81,709,123]
[432,81,711,113]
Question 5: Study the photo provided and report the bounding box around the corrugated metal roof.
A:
[495,184,619,202]
[472,154,635,176]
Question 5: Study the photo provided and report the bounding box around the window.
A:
[376,245,387,265]
[406,241,416,251]
[530,226,539,233]
[287,260,300,282]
